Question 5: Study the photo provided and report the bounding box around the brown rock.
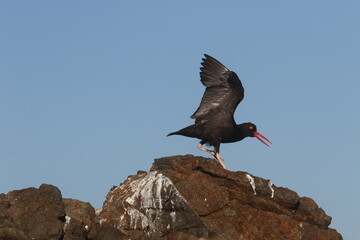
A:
[160,231,207,240]
[97,170,209,239]
[0,193,32,239]
[4,184,65,240]
[0,155,344,240]
[295,197,332,229]
[63,198,98,240]
[0,186,99,240]
[95,154,342,240]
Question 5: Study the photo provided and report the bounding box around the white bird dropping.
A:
[246,174,257,195]
[268,180,274,198]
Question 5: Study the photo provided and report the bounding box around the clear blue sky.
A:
[1,1,359,239]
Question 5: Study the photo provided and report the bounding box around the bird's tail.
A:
[167,125,198,138]
[167,131,179,137]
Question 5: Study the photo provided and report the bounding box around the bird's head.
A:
[241,122,272,147]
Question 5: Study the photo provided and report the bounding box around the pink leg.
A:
[197,143,227,170]
[197,143,216,156]
[215,152,227,170]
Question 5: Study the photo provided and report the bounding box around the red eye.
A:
[249,126,254,130]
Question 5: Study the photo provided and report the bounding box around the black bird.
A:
[167,54,271,169]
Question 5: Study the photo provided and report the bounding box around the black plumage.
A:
[168,54,271,169]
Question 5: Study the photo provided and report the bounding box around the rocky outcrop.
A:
[0,155,343,240]
[63,198,98,240]
[97,170,208,239]
[97,155,342,240]
[0,184,99,240]
[0,184,65,240]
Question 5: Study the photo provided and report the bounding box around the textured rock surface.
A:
[97,171,209,239]
[0,184,65,240]
[63,198,98,240]
[97,155,342,240]
[0,185,97,240]
[0,155,343,240]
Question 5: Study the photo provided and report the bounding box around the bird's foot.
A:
[215,152,224,161]
[215,152,227,169]
[218,160,227,169]
[197,143,227,169]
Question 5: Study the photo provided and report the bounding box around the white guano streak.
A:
[268,180,274,198]
[122,171,186,230]
[246,174,257,195]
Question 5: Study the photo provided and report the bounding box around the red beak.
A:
[254,132,272,147]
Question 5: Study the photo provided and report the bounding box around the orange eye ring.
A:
[249,126,254,130]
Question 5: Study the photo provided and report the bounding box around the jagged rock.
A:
[63,198,98,240]
[0,186,98,240]
[0,184,65,240]
[97,171,209,239]
[0,155,343,240]
[97,155,343,240]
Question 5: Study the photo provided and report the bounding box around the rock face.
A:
[0,184,98,240]
[97,155,342,240]
[0,155,343,240]
[97,171,208,239]
[63,198,98,239]
[0,184,65,240]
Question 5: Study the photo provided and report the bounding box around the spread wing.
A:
[191,54,244,125]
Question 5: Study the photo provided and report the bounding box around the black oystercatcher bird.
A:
[167,54,271,169]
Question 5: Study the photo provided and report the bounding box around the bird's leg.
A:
[215,152,227,170]
[197,143,216,156]
[214,144,227,170]
[198,143,227,170]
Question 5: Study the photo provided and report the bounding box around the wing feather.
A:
[191,54,244,124]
